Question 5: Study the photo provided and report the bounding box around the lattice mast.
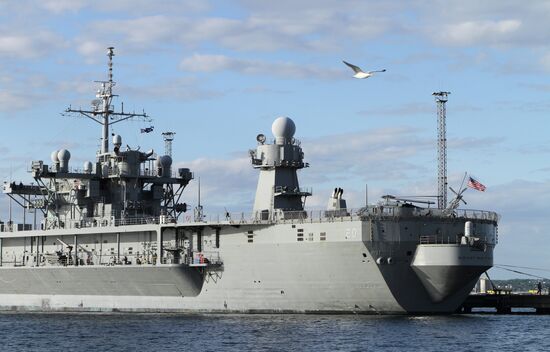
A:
[162,132,176,157]
[433,91,450,209]
[64,47,151,154]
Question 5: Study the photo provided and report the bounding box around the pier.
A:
[460,293,550,314]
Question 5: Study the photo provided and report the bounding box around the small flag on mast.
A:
[467,176,486,192]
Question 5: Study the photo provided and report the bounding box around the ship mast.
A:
[432,91,450,210]
[64,47,151,154]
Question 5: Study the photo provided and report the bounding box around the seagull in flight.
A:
[343,61,386,79]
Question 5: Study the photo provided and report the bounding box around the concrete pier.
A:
[460,294,550,314]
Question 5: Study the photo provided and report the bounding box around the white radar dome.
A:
[57,149,71,161]
[83,161,93,173]
[51,150,60,163]
[271,116,296,139]
[113,134,122,146]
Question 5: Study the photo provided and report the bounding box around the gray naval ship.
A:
[0,48,499,314]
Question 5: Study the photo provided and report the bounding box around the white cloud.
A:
[520,82,550,92]
[448,136,504,151]
[0,35,35,58]
[180,53,343,80]
[120,77,225,102]
[84,16,312,53]
[539,52,550,72]
[0,71,94,115]
[96,16,182,47]
[436,20,521,46]
[302,127,433,185]
[0,91,33,112]
[70,1,394,55]
[76,41,106,58]
[176,157,256,212]
[0,31,65,59]
[359,103,433,117]
[31,0,543,79]
[39,0,88,14]
[37,0,209,15]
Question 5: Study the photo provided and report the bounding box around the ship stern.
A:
[411,240,493,303]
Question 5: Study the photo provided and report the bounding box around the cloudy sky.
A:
[1,0,549,278]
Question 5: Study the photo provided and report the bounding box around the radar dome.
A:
[51,150,60,163]
[160,155,173,167]
[272,117,296,139]
[57,149,71,161]
[113,134,122,146]
[83,161,93,174]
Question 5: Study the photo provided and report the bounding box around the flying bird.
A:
[343,60,386,79]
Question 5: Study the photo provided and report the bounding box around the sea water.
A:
[0,313,548,351]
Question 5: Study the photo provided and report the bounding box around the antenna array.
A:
[63,47,151,154]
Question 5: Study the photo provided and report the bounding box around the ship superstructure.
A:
[0,48,499,314]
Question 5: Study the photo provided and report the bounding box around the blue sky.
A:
[1,0,549,279]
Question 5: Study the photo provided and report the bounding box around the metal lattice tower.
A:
[162,132,176,157]
[432,91,450,209]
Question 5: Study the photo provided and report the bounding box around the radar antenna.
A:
[63,47,152,154]
[433,91,450,209]
[445,172,468,214]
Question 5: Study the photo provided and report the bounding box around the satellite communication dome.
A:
[271,117,296,139]
[57,149,71,161]
[83,161,93,173]
[51,150,60,163]
[160,155,173,167]
[113,134,122,146]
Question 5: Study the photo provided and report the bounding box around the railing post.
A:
[156,230,162,265]
[117,232,120,264]
[73,234,78,266]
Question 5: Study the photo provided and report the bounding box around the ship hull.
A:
[0,218,494,314]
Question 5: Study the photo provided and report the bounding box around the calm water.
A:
[0,313,548,351]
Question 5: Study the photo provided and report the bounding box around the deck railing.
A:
[0,206,499,233]
[419,234,494,249]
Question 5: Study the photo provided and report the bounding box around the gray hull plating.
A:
[0,266,202,297]
[0,216,495,314]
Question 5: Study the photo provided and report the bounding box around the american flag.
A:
[467,177,486,192]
